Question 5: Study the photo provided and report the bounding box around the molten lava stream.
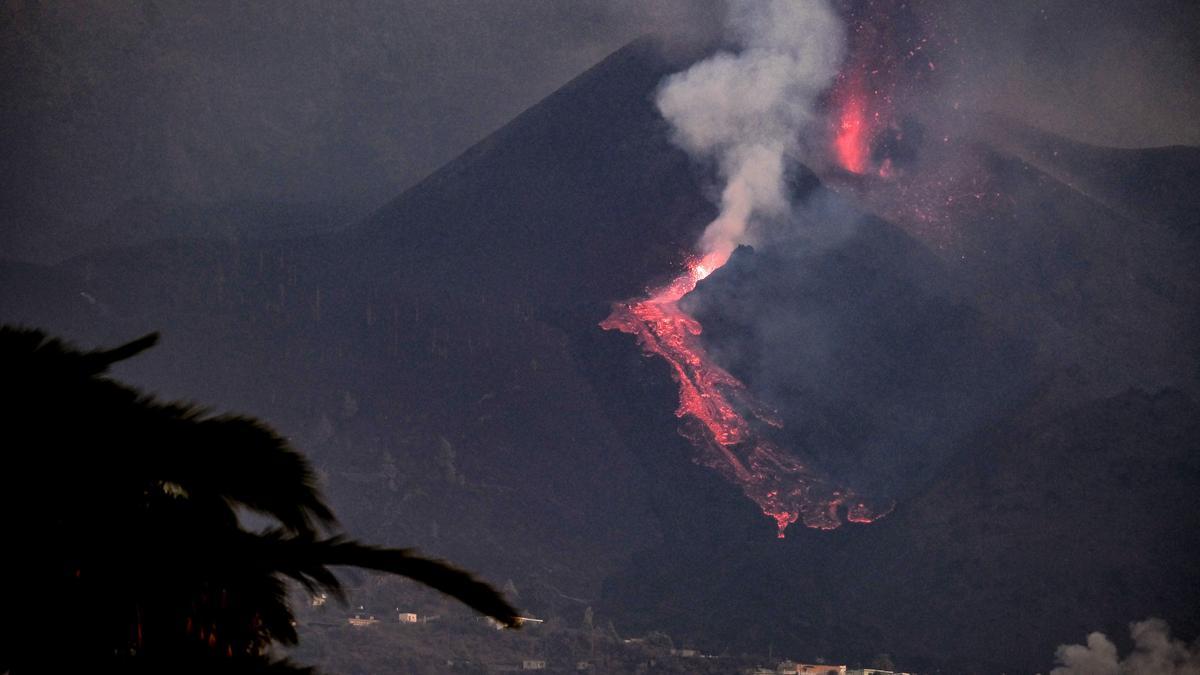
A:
[601,255,892,537]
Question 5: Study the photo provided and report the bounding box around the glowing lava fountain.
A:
[601,252,892,537]
[833,71,872,175]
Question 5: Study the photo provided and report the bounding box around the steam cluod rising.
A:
[1050,618,1200,675]
[655,0,844,265]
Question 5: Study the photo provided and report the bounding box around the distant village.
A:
[301,593,918,674]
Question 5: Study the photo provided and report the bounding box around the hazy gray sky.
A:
[925,0,1200,148]
[1,0,1196,261]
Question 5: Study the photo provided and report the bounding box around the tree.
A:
[0,327,519,673]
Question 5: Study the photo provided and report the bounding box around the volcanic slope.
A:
[598,110,1200,671]
[0,37,718,610]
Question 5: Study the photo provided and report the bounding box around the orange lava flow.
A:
[601,255,893,537]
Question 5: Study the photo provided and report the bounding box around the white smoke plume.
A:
[1050,619,1200,675]
[655,0,845,266]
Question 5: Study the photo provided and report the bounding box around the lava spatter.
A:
[833,71,872,174]
[828,0,941,176]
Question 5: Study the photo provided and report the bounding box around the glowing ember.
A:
[602,257,893,537]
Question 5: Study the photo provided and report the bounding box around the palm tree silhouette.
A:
[0,326,519,673]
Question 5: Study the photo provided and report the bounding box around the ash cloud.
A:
[655,0,845,265]
[1050,619,1200,675]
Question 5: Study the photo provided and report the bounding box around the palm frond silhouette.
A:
[0,326,519,673]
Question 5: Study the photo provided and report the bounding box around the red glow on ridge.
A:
[602,255,892,537]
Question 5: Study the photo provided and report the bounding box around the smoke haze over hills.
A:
[2,0,1198,261]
